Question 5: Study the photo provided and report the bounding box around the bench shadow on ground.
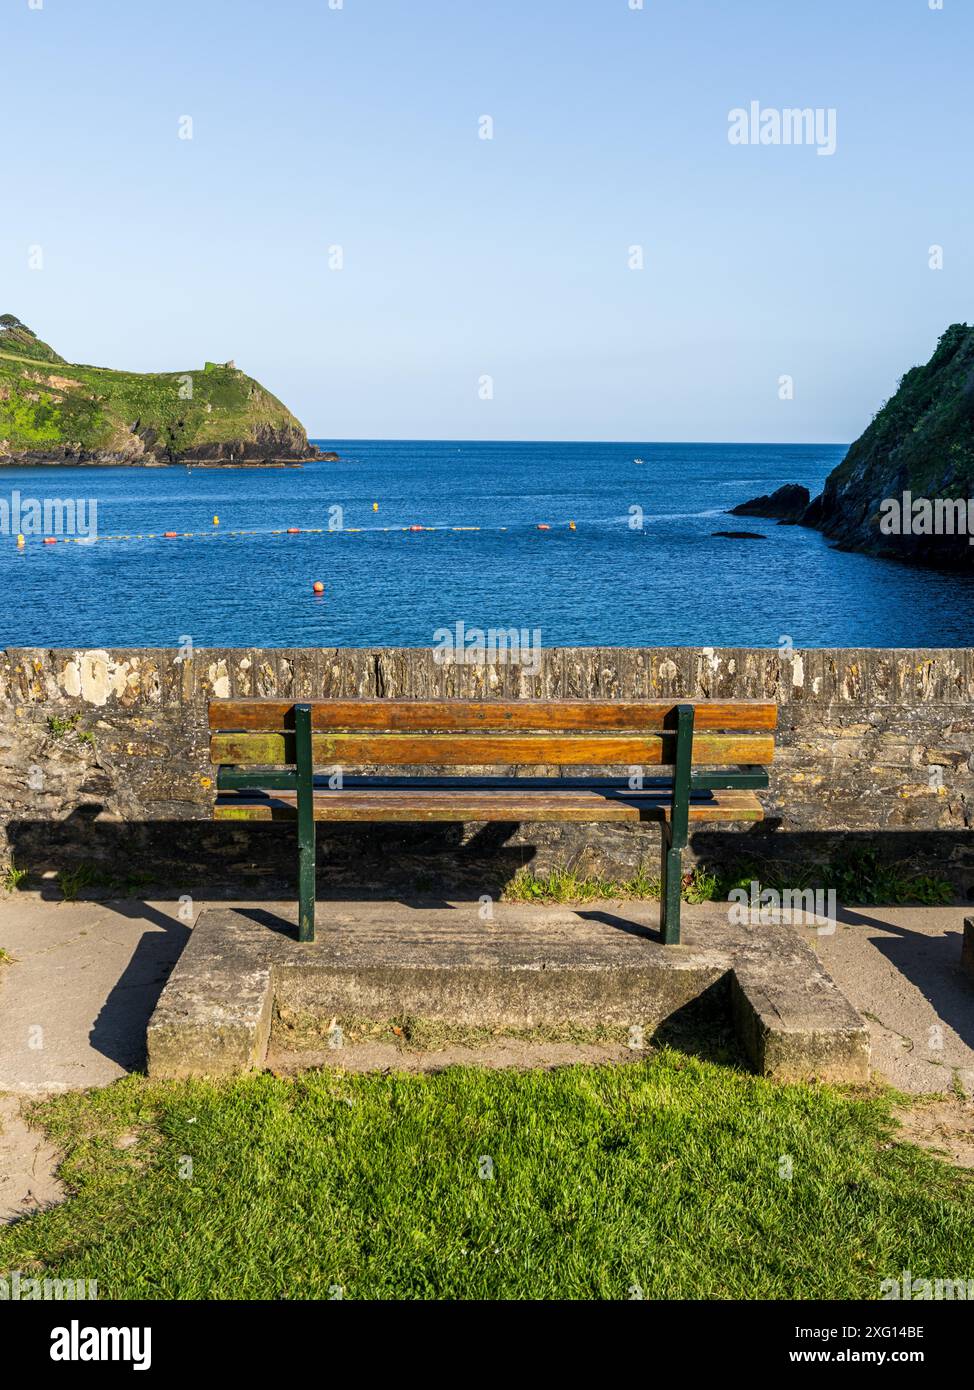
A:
[88,901,192,1073]
[6,809,973,1071]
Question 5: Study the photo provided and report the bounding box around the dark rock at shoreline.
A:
[0,428,332,468]
[712,530,766,540]
[0,440,341,467]
[0,442,327,467]
[728,483,810,522]
[800,493,824,528]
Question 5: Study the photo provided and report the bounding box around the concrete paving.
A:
[0,895,196,1095]
[0,893,971,1096]
[0,894,196,1222]
[799,906,974,1096]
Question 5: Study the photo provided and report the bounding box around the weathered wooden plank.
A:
[210,730,776,767]
[213,787,764,824]
[208,698,778,733]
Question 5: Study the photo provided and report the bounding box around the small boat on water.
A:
[633,457,645,465]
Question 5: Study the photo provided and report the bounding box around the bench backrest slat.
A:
[209,729,775,768]
[208,698,777,734]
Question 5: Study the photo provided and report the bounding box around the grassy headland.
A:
[0,314,326,466]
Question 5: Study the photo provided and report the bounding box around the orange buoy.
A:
[312,581,325,594]
[164,531,178,538]
[43,537,58,545]
[408,524,424,532]
[536,524,550,531]
[287,527,301,534]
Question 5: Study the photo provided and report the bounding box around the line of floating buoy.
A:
[15,520,581,547]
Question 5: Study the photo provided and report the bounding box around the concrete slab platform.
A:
[146,901,870,1084]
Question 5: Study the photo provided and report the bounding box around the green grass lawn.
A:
[1,1052,971,1300]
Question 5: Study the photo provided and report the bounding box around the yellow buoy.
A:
[372,502,379,512]
[213,515,219,526]
[16,534,24,548]
[569,520,576,530]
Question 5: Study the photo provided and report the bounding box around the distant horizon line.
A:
[309,436,851,448]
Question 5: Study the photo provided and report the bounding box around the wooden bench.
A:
[209,698,777,946]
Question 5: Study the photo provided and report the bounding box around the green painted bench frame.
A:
[212,700,774,946]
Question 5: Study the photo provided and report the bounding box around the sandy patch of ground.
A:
[0,1093,64,1225]
[895,1096,974,1169]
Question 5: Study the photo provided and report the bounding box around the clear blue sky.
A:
[3,0,970,442]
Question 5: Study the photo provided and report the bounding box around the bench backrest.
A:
[209,698,777,770]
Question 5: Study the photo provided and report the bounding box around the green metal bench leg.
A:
[660,828,684,945]
[295,702,316,943]
[660,704,695,946]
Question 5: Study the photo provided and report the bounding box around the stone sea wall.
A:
[1,647,972,899]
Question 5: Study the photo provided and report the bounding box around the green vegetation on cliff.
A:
[0,313,66,365]
[810,323,974,565]
[0,315,318,464]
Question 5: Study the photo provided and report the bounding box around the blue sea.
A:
[2,440,973,648]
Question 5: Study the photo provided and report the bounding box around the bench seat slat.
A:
[210,730,775,768]
[215,769,772,793]
[214,786,765,824]
[208,698,777,733]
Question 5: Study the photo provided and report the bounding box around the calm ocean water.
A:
[2,440,973,648]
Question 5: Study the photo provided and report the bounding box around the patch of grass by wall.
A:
[1,861,29,894]
[502,851,953,908]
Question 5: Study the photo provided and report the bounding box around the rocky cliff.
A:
[805,323,974,567]
[0,315,327,466]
